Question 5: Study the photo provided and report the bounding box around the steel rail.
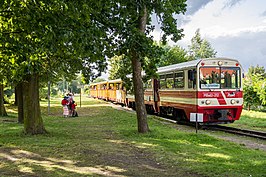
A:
[205,125,266,140]
[113,104,266,140]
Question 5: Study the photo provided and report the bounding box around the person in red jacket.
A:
[61,96,69,117]
[71,101,78,117]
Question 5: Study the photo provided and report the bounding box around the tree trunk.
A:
[131,57,149,133]
[17,82,24,123]
[23,74,46,135]
[131,5,149,133]
[14,86,18,106]
[0,83,8,116]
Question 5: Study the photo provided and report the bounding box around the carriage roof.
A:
[157,57,240,74]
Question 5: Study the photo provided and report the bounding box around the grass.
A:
[0,96,266,177]
[225,110,266,131]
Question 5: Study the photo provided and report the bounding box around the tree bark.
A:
[14,86,18,106]
[16,82,24,123]
[131,5,149,133]
[23,74,46,134]
[131,57,149,133]
[0,83,8,116]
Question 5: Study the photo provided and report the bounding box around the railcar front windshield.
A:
[199,67,241,89]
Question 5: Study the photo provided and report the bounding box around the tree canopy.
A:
[188,29,217,60]
[1,0,187,134]
[244,65,266,110]
[0,0,114,134]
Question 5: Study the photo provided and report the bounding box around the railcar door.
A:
[152,79,159,113]
[187,69,199,122]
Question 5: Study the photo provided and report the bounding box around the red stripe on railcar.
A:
[159,91,196,98]
[198,91,227,105]
[223,91,243,98]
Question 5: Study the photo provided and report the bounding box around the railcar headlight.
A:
[218,61,223,66]
[230,99,236,104]
[205,100,211,105]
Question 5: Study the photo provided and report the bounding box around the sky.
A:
[152,0,266,72]
[101,0,266,79]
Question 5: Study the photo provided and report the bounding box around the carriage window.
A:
[101,84,106,89]
[116,83,120,90]
[159,75,166,89]
[221,67,241,89]
[174,71,184,88]
[188,69,196,89]
[166,73,174,89]
[200,67,241,89]
[109,83,114,90]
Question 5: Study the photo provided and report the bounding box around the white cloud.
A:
[151,0,266,71]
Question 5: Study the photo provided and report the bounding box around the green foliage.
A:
[92,77,106,83]
[188,29,217,59]
[243,65,266,110]
[0,0,112,85]
[4,88,14,98]
[157,44,189,67]
[105,0,186,78]
[39,87,48,100]
[108,55,130,80]
[247,65,266,78]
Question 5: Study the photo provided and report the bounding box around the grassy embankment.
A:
[225,109,266,131]
[0,96,265,177]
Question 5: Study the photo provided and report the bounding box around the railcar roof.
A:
[108,79,122,83]
[157,57,239,74]
[157,59,201,74]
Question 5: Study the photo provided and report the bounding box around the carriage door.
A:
[188,69,200,122]
[153,79,159,113]
[116,83,122,102]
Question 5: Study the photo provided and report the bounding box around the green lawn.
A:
[0,96,265,177]
[225,110,266,131]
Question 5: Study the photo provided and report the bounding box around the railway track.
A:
[204,125,266,140]
[153,114,266,140]
[113,104,266,140]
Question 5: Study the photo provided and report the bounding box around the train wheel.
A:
[173,109,185,122]
[146,105,155,114]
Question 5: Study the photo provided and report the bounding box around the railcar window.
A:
[221,67,241,88]
[159,75,166,89]
[166,73,174,89]
[101,84,106,89]
[116,83,120,90]
[200,67,241,89]
[109,83,114,90]
[174,71,184,88]
[188,69,196,89]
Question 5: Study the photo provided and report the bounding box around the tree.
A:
[92,77,106,83]
[188,29,217,60]
[243,65,266,110]
[105,1,186,133]
[158,45,189,67]
[0,1,113,134]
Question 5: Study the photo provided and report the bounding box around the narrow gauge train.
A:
[89,58,243,125]
[89,79,126,105]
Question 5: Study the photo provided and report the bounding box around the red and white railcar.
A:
[127,58,243,124]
